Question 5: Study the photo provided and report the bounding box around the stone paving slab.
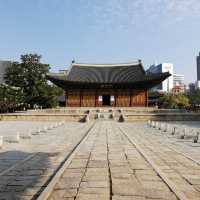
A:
[121,122,200,200]
[0,122,93,199]
[46,122,179,200]
[2,121,200,199]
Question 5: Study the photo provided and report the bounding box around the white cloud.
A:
[78,0,200,31]
[35,0,200,33]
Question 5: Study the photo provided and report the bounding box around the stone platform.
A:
[1,107,200,122]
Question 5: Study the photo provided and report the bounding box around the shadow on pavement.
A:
[0,150,59,200]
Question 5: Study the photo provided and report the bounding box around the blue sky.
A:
[0,0,200,83]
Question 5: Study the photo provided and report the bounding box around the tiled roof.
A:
[49,61,146,83]
[47,61,171,89]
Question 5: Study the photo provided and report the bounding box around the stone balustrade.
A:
[0,121,66,148]
[148,120,200,143]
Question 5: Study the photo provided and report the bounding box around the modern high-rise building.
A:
[197,52,200,81]
[197,52,200,88]
[147,63,173,92]
[0,61,12,84]
[188,83,196,94]
[173,74,185,93]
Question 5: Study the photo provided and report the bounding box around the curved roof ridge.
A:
[71,60,141,67]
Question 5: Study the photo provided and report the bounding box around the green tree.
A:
[175,94,189,108]
[158,93,189,109]
[190,89,200,107]
[158,94,176,108]
[0,84,25,113]
[4,54,63,108]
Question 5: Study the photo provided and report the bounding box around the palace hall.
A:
[47,60,170,107]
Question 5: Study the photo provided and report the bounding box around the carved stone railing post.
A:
[193,132,200,143]
[119,114,125,122]
[172,127,176,135]
[84,114,90,122]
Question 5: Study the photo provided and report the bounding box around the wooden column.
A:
[129,89,132,107]
[80,90,82,107]
[95,91,98,107]
[146,91,148,107]
[65,91,68,107]
[114,91,117,107]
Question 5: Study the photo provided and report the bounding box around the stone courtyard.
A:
[0,119,200,200]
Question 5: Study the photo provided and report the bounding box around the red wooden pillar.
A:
[129,89,132,107]
[95,91,98,107]
[80,90,82,107]
[115,90,118,107]
[65,91,68,107]
[146,91,148,107]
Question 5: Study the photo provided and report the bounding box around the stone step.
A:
[3,133,20,143]
[19,132,32,139]
[31,128,42,135]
